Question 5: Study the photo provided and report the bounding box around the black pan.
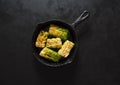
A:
[32,10,89,67]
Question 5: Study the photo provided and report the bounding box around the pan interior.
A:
[32,20,78,67]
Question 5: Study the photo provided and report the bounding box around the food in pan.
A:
[39,47,61,62]
[35,31,49,48]
[58,40,74,58]
[35,24,75,62]
[46,38,62,49]
[49,24,68,40]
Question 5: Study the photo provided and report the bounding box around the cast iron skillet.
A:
[32,10,89,67]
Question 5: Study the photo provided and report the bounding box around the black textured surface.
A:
[0,0,120,85]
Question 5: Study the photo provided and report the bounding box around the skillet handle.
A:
[71,10,89,28]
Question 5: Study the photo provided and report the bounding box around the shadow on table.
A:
[33,53,80,85]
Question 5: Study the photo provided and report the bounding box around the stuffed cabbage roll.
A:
[58,40,74,58]
[46,38,62,49]
[49,24,68,40]
[39,47,61,62]
[35,31,49,48]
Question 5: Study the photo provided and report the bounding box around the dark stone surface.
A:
[0,0,120,85]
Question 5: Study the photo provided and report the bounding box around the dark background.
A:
[0,0,120,85]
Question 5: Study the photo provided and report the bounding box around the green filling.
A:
[57,28,68,40]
